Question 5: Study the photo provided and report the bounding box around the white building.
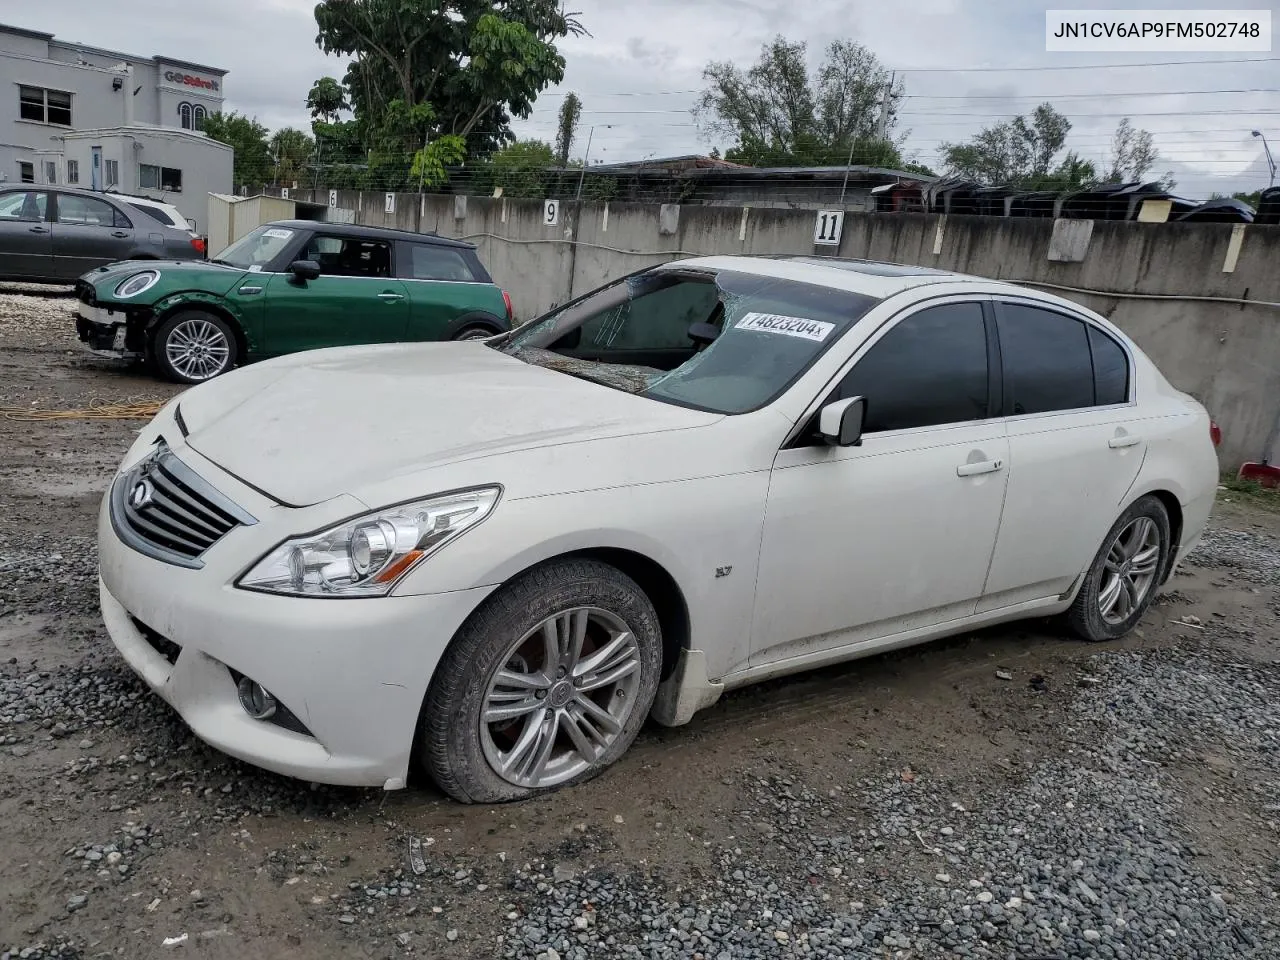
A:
[0,22,233,229]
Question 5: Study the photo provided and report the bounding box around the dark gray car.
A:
[0,185,204,283]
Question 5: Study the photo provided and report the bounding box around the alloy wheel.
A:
[1097,515,1161,625]
[480,606,643,789]
[165,319,230,381]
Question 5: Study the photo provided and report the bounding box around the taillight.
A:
[190,236,206,255]
[501,290,513,323]
[1209,420,1222,447]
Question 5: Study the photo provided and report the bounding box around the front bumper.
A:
[96,445,496,789]
[74,283,146,360]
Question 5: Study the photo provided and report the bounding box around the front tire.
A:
[452,324,499,341]
[1067,495,1171,642]
[421,559,663,803]
[152,310,237,384]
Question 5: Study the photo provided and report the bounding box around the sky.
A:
[15,0,1280,199]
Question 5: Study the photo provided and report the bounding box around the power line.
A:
[900,88,1280,100]
[891,56,1280,73]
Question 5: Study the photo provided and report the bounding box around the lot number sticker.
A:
[543,199,560,226]
[280,187,290,199]
[814,210,844,246]
[736,312,835,342]
[328,189,338,207]
[385,192,396,214]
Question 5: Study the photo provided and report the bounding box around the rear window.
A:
[403,244,477,282]
[126,202,176,227]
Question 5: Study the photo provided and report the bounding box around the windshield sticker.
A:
[247,264,263,272]
[262,228,294,240]
[736,312,835,342]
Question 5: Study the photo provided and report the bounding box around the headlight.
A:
[114,271,160,298]
[236,487,501,598]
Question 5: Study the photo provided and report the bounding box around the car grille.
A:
[75,280,96,307]
[109,441,257,568]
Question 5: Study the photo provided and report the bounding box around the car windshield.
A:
[213,225,296,269]
[500,266,880,414]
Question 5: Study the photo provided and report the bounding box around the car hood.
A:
[179,342,722,506]
[83,259,247,298]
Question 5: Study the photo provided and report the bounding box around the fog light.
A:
[237,677,277,721]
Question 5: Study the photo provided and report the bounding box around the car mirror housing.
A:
[288,259,321,283]
[819,396,866,447]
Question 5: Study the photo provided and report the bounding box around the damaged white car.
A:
[96,255,1220,802]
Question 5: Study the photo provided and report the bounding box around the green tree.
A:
[307,76,350,123]
[313,0,584,169]
[694,35,901,167]
[269,127,315,185]
[1106,117,1174,188]
[940,104,1074,187]
[472,139,555,198]
[201,112,272,188]
[554,92,582,166]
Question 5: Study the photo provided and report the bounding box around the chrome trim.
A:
[109,441,256,569]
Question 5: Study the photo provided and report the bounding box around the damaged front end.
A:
[74,279,152,361]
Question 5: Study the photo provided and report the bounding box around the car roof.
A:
[663,254,1019,300]
[266,219,477,251]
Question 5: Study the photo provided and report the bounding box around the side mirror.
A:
[818,396,866,447]
[288,259,321,283]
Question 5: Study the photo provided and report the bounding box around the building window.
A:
[193,105,207,130]
[179,102,192,130]
[67,160,79,184]
[104,159,119,188]
[140,164,183,193]
[18,86,72,126]
[18,161,34,183]
[43,160,57,184]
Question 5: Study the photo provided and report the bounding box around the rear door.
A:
[50,193,135,279]
[260,232,408,355]
[395,240,507,340]
[977,298,1146,612]
[0,190,53,280]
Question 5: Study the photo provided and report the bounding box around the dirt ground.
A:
[2,288,1279,960]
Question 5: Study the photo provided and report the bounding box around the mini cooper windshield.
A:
[211,224,297,270]
[501,267,881,414]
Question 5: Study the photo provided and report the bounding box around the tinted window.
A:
[998,304,1094,415]
[305,235,391,278]
[0,191,48,221]
[404,244,476,282]
[56,194,117,227]
[1089,326,1129,405]
[837,302,989,432]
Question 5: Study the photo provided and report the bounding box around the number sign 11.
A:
[814,210,844,246]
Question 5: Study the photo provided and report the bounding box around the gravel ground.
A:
[2,291,1280,959]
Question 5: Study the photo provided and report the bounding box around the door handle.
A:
[111,231,129,238]
[29,226,48,233]
[238,286,263,295]
[957,459,1003,477]
[1108,435,1142,449]
[377,292,405,301]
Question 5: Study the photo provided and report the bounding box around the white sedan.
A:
[96,255,1220,802]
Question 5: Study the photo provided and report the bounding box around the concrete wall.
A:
[278,188,1280,469]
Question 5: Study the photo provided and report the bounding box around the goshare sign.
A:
[164,70,221,92]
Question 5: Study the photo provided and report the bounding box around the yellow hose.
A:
[1,397,167,422]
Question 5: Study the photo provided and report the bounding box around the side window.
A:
[403,244,477,282]
[572,280,721,353]
[837,301,989,432]
[56,194,118,227]
[0,191,48,221]
[305,236,391,278]
[126,202,173,226]
[1089,325,1130,405]
[997,303,1095,415]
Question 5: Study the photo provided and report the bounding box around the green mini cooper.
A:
[74,220,514,383]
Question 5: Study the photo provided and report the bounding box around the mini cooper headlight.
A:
[236,487,501,598]
[114,271,160,298]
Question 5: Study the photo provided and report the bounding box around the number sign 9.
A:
[543,199,560,226]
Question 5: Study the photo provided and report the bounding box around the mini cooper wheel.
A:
[421,559,663,803]
[1067,495,1171,642]
[153,310,237,384]
[452,324,499,341]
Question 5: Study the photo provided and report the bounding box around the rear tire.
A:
[452,324,499,341]
[1066,495,1171,642]
[421,559,663,803]
[152,310,237,384]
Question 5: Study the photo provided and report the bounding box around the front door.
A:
[0,190,53,280]
[260,233,408,356]
[978,299,1147,611]
[50,192,135,279]
[752,299,1010,665]
[90,147,102,191]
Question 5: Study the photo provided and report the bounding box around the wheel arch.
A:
[444,310,509,339]
[149,296,250,364]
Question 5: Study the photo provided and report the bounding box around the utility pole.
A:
[575,124,612,200]
[841,71,894,204]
